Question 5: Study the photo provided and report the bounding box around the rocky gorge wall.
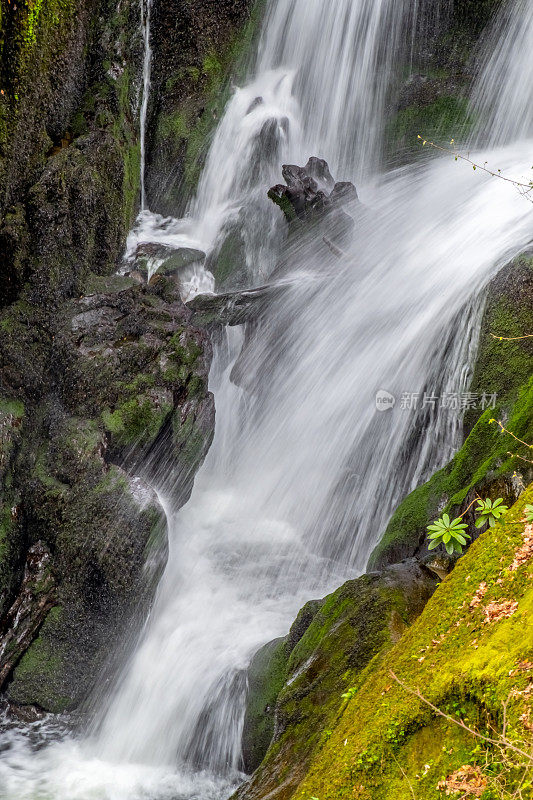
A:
[0,0,254,712]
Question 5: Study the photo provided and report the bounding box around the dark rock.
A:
[268,158,359,237]
[187,282,288,327]
[0,274,215,711]
[421,552,458,580]
[0,542,56,688]
[147,0,259,214]
[134,243,206,277]
[0,0,144,308]
[246,97,264,115]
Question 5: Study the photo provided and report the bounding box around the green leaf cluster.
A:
[427,514,470,554]
[427,497,510,555]
[474,497,509,529]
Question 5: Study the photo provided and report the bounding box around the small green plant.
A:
[524,504,533,523]
[427,496,509,555]
[475,498,509,529]
[427,514,470,555]
[341,687,357,701]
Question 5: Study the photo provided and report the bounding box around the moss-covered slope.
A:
[238,486,533,800]
[236,561,438,795]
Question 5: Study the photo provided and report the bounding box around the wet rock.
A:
[187,282,288,327]
[238,560,438,785]
[268,157,359,254]
[0,543,56,689]
[246,96,264,115]
[134,242,206,277]
[421,552,458,580]
[147,0,258,214]
[0,275,215,712]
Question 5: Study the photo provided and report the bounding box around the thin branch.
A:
[391,751,417,800]
[390,671,533,764]
[458,495,482,519]
[490,333,533,341]
[491,420,533,451]
[508,452,533,466]
[418,137,533,203]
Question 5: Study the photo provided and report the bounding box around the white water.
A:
[472,0,533,147]
[1,0,533,798]
[140,0,154,210]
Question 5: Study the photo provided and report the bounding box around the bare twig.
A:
[390,671,533,764]
[490,333,533,341]
[490,420,533,451]
[391,750,417,800]
[417,137,533,204]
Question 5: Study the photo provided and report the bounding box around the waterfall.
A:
[1,1,533,798]
[139,0,153,210]
[472,0,533,146]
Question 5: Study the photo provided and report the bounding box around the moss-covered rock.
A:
[0,274,214,711]
[237,561,438,793]
[146,0,264,214]
[0,0,143,306]
[385,0,503,165]
[240,486,533,800]
[368,255,533,570]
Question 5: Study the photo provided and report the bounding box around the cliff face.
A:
[145,0,261,215]
[0,0,143,307]
[0,0,249,711]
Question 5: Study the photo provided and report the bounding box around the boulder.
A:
[0,273,215,711]
[133,242,206,278]
[238,560,437,784]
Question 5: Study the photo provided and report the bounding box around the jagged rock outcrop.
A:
[187,282,289,327]
[146,0,261,213]
[0,271,214,711]
[0,0,144,307]
[0,0,226,713]
[0,542,56,687]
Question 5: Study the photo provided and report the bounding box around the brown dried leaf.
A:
[469,581,488,610]
[510,523,533,571]
[483,599,518,624]
[437,765,487,797]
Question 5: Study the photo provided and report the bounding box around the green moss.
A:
[287,487,533,800]
[242,638,289,771]
[9,606,72,713]
[387,96,475,161]
[102,395,172,446]
[157,0,266,199]
[172,412,207,467]
[0,397,24,420]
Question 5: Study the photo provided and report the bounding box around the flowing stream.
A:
[1,0,533,798]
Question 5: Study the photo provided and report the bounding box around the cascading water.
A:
[472,0,533,147]
[1,0,533,798]
[140,0,154,210]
